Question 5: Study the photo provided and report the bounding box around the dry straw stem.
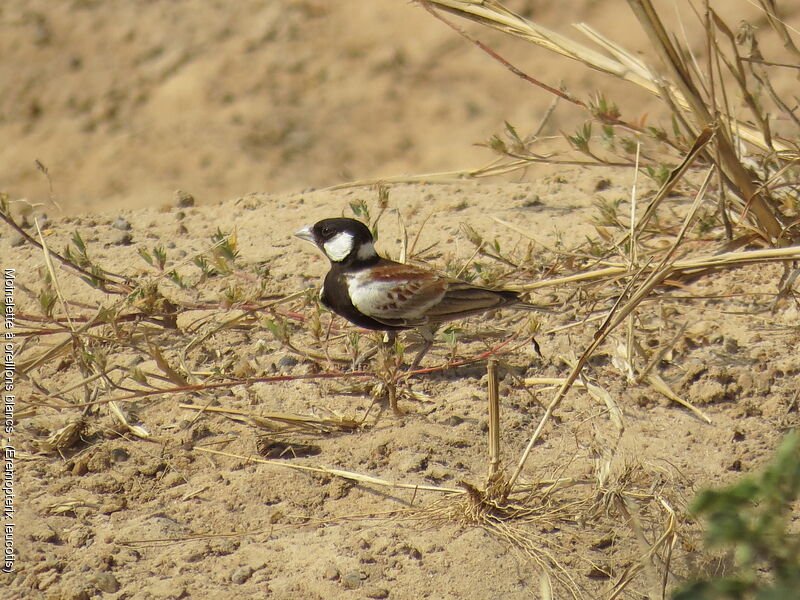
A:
[486,358,501,478]
[507,180,774,491]
[625,0,782,240]
[517,244,800,293]
[17,228,243,377]
[0,202,129,294]
[422,0,796,242]
[606,495,677,599]
[178,403,359,433]
[422,0,791,152]
[195,447,465,494]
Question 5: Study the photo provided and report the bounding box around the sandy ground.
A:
[6,174,800,599]
[4,0,795,214]
[4,1,800,599]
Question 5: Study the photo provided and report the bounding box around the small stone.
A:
[67,527,91,548]
[441,415,464,426]
[519,194,542,208]
[323,567,340,581]
[277,355,299,369]
[29,522,60,544]
[110,448,129,463]
[594,178,612,191]
[161,471,185,488]
[111,217,131,231]
[341,571,367,589]
[364,585,390,599]
[99,497,126,515]
[71,460,88,476]
[175,190,195,208]
[92,572,120,593]
[230,566,253,584]
[111,231,132,246]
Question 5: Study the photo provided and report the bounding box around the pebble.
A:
[66,527,91,548]
[29,522,60,544]
[92,572,120,593]
[364,585,390,599]
[230,566,253,584]
[341,571,367,589]
[111,217,131,231]
[323,566,340,580]
[175,190,195,208]
[99,497,126,515]
[277,355,299,369]
[111,231,132,246]
[110,448,129,463]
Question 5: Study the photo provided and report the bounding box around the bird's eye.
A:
[320,226,332,237]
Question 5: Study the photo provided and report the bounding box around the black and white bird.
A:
[295,217,539,367]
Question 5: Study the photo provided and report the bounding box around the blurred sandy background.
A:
[4,0,794,214]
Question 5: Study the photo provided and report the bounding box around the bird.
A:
[295,217,541,369]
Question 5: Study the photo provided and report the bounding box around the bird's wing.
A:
[347,263,520,327]
[423,280,519,321]
[346,264,447,327]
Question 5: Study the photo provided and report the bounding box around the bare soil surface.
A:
[7,173,800,599]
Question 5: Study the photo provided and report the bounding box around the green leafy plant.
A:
[673,431,800,599]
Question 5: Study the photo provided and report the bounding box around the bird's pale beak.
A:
[294,226,315,244]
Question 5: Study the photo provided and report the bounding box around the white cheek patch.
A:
[323,232,354,261]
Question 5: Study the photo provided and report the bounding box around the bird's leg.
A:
[381,331,405,415]
[409,325,436,370]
